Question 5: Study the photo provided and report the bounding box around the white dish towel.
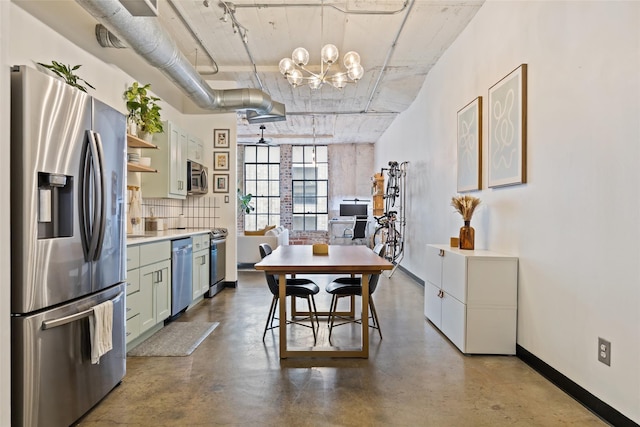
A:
[89,300,114,364]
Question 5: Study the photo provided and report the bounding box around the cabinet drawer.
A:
[127,245,140,271]
[425,245,443,287]
[126,314,141,343]
[441,292,466,352]
[442,250,467,303]
[192,233,209,251]
[126,290,141,320]
[126,269,140,295]
[139,240,171,266]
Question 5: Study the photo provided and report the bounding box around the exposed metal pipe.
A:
[230,1,409,15]
[76,0,283,117]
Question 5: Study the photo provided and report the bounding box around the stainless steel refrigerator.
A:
[10,65,127,427]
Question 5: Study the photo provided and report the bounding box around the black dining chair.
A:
[259,243,320,343]
[325,244,386,340]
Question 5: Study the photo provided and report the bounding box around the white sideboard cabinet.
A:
[424,244,518,355]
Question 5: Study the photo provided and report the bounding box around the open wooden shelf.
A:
[127,162,157,173]
[127,133,158,149]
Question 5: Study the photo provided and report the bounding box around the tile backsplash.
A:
[127,194,222,231]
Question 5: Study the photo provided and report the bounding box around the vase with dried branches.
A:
[451,194,481,250]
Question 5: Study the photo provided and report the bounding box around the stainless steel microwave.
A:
[187,160,208,195]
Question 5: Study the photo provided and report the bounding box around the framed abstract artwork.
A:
[214,129,230,148]
[213,174,229,193]
[457,96,482,192]
[213,151,229,171]
[488,63,527,188]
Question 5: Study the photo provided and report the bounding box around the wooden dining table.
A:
[254,244,393,358]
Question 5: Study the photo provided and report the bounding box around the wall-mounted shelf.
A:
[127,162,157,173]
[127,133,158,149]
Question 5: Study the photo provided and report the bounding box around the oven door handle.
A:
[41,292,124,330]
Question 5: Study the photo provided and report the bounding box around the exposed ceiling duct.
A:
[75,0,285,120]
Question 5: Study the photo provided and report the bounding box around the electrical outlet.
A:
[598,337,611,366]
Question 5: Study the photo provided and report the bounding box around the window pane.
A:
[317,164,328,180]
[316,197,327,212]
[315,146,328,162]
[244,147,256,162]
[269,146,280,161]
[317,214,328,231]
[245,180,257,195]
[304,165,316,180]
[304,146,315,162]
[304,215,316,230]
[245,164,256,180]
[269,181,280,196]
[256,215,269,229]
[270,198,280,213]
[317,181,327,197]
[269,165,280,179]
[257,146,269,162]
[255,197,269,212]
[256,180,269,196]
[292,165,304,180]
[245,215,256,230]
[292,214,304,230]
[292,146,303,163]
[256,164,269,179]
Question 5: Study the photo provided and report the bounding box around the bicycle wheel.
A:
[372,226,387,248]
[386,225,403,262]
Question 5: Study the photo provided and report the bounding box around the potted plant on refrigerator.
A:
[37,60,95,92]
[123,82,164,140]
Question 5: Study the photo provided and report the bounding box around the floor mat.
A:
[127,321,219,357]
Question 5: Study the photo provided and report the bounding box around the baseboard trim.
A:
[224,280,237,288]
[397,265,424,286]
[516,344,637,427]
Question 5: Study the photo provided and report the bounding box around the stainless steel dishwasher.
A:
[171,238,193,318]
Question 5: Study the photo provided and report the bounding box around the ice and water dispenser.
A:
[38,172,73,239]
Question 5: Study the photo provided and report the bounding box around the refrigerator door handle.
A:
[82,130,105,261]
[41,291,124,330]
[80,132,92,261]
[92,131,107,260]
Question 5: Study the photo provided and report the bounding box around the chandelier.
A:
[278,44,364,90]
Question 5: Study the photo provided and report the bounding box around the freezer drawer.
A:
[11,284,126,427]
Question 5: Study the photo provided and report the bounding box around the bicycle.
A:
[382,161,400,213]
[371,211,403,263]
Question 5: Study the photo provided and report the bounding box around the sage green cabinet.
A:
[142,121,188,199]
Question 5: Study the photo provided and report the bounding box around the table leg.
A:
[279,274,287,358]
[361,274,369,357]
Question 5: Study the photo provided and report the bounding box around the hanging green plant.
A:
[37,61,95,92]
[123,82,164,135]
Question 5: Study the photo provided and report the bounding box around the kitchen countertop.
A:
[126,228,223,245]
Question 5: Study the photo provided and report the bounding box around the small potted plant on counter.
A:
[124,82,163,140]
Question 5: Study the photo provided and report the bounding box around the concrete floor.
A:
[79,269,608,426]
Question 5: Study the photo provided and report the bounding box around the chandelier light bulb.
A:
[287,69,303,86]
[279,57,295,76]
[343,51,361,69]
[332,74,347,89]
[348,63,364,81]
[309,76,322,90]
[321,44,339,64]
[292,47,309,67]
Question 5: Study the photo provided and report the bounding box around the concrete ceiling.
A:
[14,0,484,145]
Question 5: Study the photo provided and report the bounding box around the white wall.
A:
[376,1,640,422]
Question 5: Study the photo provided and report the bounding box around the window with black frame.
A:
[292,145,328,231]
[243,145,280,230]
